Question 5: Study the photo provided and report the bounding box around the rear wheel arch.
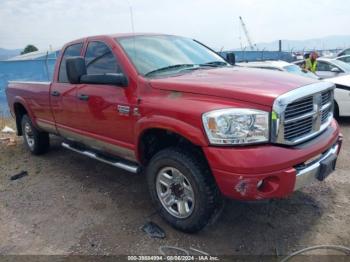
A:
[21,115,50,155]
[13,102,29,135]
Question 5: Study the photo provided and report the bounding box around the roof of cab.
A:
[63,33,175,47]
[110,33,172,38]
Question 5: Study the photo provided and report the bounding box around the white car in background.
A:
[337,48,350,57]
[294,57,350,79]
[336,55,350,64]
[238,60,319,79]
[237,60,350,117]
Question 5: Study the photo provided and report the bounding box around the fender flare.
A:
[135,115,208,160]
[12,97,38,130]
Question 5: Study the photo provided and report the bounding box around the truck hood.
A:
[149,67,317,106]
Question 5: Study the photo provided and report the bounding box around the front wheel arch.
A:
[137,127,208,167]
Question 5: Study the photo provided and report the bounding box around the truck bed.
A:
[6,81,54,125]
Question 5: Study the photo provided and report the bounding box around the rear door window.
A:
[58,43,83,83]
[84,41,121,74]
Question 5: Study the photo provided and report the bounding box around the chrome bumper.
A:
[294,143,339,190]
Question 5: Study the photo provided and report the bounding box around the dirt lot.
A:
[0,117,349,257]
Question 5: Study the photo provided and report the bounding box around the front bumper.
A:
[203,119,342,201]
[294,143,339,190]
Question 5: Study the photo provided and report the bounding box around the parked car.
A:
[337,48,350,57]
[237,60,319,79]
[320,50,337,58]
[336,55,350,64]
[6,34,342,232]
[329,74,350,117]
[294,58,350,79]
[238,60,350,117]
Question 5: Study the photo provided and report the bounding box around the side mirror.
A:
[226,53,236,65]
[331,67,341,73]
[66,57,86,84]
[66,56,128,87]
[80,73,128,87]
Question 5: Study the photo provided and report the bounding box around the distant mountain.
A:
[238,35,350,52]
[0,48,21,60]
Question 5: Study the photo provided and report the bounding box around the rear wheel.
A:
[146,147,221,233]
[21,115,50,155]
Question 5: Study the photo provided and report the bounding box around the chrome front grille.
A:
[321,105,331,123]
[321,90,332,124]
[284,116,313,141]
[322,90,331,106]
[284,96,314,119]
[271,82,335,145]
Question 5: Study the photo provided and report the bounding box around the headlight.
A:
[202,108,269,145]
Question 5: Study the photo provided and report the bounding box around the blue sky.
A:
[0,0,349,50]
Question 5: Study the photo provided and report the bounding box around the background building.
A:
[0,50,59,115]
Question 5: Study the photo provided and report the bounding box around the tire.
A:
[334,102,340,119]
[146,147,221,233]
[21,115,50,155]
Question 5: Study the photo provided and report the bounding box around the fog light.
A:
[257,176,279,193]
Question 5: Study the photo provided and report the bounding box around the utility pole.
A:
[279,40,282,52]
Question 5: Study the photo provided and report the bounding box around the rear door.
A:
[51,42,83,131]
[74,40,135,160]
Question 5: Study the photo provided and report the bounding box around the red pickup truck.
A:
[6,34,342,232]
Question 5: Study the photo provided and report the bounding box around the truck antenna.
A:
[126,0,135,34]
[126,0,136,58]
[129,5,135,34]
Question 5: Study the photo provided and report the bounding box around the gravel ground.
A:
[0,118,349,257]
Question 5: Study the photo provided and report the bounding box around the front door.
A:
[74,40,135,160]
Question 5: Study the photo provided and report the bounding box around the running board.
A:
[61,142,139,174]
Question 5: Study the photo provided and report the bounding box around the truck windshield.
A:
[116,35,228,76]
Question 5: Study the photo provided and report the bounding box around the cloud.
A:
[0,0,349,50]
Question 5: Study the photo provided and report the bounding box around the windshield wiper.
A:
[199,61,229,67]
[145,64,196,76]
[145,62,228,77]
[177,61,229,73]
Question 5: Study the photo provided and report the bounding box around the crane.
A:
[239,16,255,51]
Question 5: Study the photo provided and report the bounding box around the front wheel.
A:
[21,115,50,155]
[334,101,340,119]
[146,148,221,233]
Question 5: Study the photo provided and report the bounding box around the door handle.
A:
[51,90,60,97]
[78,94,89,101]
